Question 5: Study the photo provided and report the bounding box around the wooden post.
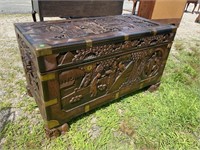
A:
[138,0,187,26]
[195,13,200,23]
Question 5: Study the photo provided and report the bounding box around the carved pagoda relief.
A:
[60,47,166,111]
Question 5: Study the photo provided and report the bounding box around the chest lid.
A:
[15,15,176,56]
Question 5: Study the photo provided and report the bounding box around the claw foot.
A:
[148,82,161,92]
[45,123,69,139]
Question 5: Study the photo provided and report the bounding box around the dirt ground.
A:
[176,12,200,41]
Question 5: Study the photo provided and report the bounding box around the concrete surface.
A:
[0,0,31,13]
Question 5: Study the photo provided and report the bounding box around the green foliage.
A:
[0,102,11,110]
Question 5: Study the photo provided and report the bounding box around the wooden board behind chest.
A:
[31,0,124,21]
[138,0,187,26]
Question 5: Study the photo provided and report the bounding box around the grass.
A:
[0,14,200,149]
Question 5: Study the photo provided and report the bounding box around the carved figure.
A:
[90,73,101,97]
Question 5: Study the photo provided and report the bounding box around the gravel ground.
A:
[0,0,31,14]
[176,12,200,41]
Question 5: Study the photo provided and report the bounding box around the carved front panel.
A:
[59,45,169,111]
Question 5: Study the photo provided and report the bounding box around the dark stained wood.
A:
[31,0,124,22]
[185,0,198,13]
[129,0,140,15]
[138,0,156,19]
[152,18,182,26]
[15,15,177,139]
[195,13,200,22]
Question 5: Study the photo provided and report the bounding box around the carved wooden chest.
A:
[15,15,177,138]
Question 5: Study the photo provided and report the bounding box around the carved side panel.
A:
[60,45,168,111]
[17,35,41,100]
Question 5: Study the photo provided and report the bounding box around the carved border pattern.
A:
[55,33,173,67]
